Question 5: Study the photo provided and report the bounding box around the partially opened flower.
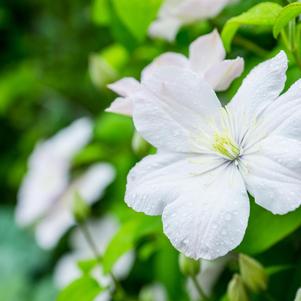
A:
[149,0,233,41]
[125,51,301,260]
[107,30,244,116]
[54,215,135,301]
[16,118,115,249]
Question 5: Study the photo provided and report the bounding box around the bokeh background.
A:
[1,0,301,301]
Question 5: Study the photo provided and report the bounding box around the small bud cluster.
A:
[228,254,268,301]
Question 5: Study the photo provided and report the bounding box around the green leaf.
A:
[91,0,111,25]
[56,277,102,301]
[238,200,301,254]
[111,0,162,41]
[77,258,99,274]
[221,2,282,51]
[102,215,161,273]
[273,3,301,37]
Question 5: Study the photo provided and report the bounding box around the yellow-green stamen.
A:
[213,132,240,160]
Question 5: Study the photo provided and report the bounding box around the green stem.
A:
[233,35,268,57]
[190,275,210,301]
[263,291,276,301]
[78,223,125,298]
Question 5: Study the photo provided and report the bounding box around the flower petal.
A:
[105,97,133,116]
[255,79,301,141]
[106,78,140,116]
[16,118,92,226]
[205,57,244,91]
[174,0,230,21]
[54,254,81,288]
[228,51,287,118]
[35,205,73,249]
[142,52,189,79]
[162,164,249,260]
[108,77,140,97]
[134,66,221,152]
[66,163,115,206]
[148,17,182,42]
[125,152,225,215]
[189,29,225,74]
[241,135,301,215]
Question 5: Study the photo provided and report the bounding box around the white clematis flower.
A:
[149,0,233,41]
[106,30,244,116]
[125,51,301,260]
[54,215,135,301]
[16,118,115,249]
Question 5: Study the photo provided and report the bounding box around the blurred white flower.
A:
[106,30,244,116]
[149,0,233,41]
[125,51,301,260]
[16,118,115,249]
[54,215,135,301]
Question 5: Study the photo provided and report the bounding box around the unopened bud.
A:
[72,192,90,224]
[227,274,249,301]
[132,131,150,157]
[239,254,267,293]
[294,288,301,301]
[179,253,200,277]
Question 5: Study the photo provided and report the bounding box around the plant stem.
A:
[190,275,210,301]
[78,222,125,298]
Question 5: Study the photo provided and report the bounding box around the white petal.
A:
[148,17,182,42]
[16,162,69,226]
[35,206,73,249]
[205,57,244,91]
[228,51,287,118]
[125,152,225,215]
[107,77,140,97]
[71,215,119,253]
[63,163,115,207]
[241,135,301,215]
[54,254,81,288]
[93,291,111,301]
[174,0,230,22]
[189,29,225,74]
[112,251,135,280]
[105,97,133,116]
[43,117,92,161]
[16,118,92,226]
[255,79,301,140]
[162,164,249,260]
[142,52,189,80]
[134,66,221,152]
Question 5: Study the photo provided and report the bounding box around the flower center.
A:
[212,132,240,160]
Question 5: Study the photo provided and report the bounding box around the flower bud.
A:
[72,192,90,224]
[179,253,200,277]
[132,131,150,157]
[294,288,301,301]
[227,274,249,301]
[239,254,268,293]
[89,44,128,89]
